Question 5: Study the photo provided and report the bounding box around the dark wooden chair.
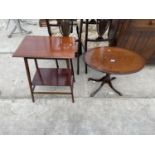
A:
[83,19,119,73]
[45,19,83,75]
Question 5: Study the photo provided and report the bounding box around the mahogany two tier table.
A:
[84,47,145,97]
[13,36,76,103]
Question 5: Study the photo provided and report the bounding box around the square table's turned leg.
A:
[24,58,35,102]
[34,58,39,71]
[70,59,75,82]
[66,59,75,103]
[55,59,59,68]
[66,59,75,82]
[70,81,74,103]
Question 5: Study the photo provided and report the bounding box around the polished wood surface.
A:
[32,68,72,86]
[84,47,145,74]
[131,19,155,30]
[13,36,76,59]
[13,36,75,102]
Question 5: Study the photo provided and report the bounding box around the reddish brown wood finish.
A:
[13,36,76,59]
[13,36,75,103]
[84,47,145,74]
[32,68,72,86]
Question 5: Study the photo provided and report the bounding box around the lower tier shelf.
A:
[32,68,72,86]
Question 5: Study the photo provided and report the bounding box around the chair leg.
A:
[85,64,88,74]
[77,52,80,75]
[84,19,89,74]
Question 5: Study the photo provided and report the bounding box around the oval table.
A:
[84,47,146,97]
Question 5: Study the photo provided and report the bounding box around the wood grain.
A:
[84,47,145,74]
[13,36,76,59]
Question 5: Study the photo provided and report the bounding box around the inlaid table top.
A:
[84,47,146,74]
[13,36,76,59]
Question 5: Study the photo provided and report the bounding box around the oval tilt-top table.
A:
[84,47,146,97]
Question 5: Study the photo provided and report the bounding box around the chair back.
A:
[83,19,119,73]
[45,19,83,74]
[46,19,74,36]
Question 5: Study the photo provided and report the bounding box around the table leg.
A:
[7,19,31,38]
[55,59,59,68]
[66,59,70,69]
[24,58,35,102]
[70,82,74,103]
[108,79,122,96]
[34,59,44,84]
[89,73,122,97]
[15,20,32,34]
[8,26,17,38]
[88,76,106,82]
[34,59,39,70]
[70,59,75,82]
[90,81,105,97]
[20,19,37,25]
[66,59,75,103]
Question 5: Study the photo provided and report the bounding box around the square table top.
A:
[13,36,76,59]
